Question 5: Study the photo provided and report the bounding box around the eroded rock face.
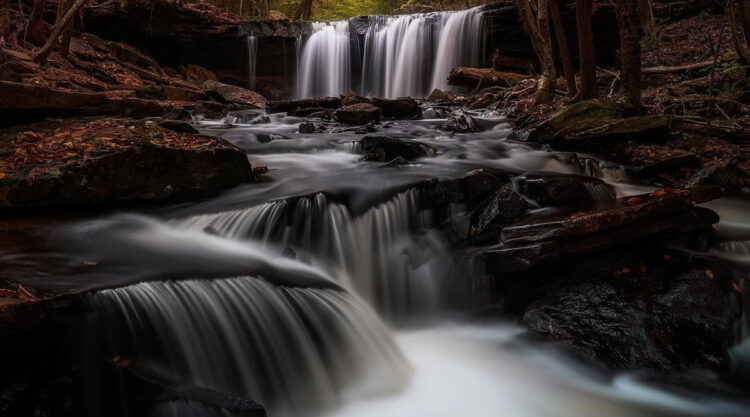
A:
[360,135,432,162]
[336,103,381,125]
[0,118,253,211]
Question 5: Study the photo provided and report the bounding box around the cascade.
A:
[91,275,408,416]
[174,190,459,321]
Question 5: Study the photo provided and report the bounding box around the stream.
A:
[14,108,745,417]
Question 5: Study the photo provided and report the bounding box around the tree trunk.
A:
[549,0,577,96]
[576,0,597,99]
[295,0,312,20]
[616,0,643,114]
[32,0,87,63]
[27,0,47,45]
[638,0,658,46]
[730,0,750,65]
[518,0,556,103]
[55,0,74,57]
[741,0,750,51]
[1,0,10,39]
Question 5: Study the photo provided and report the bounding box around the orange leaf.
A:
[0,173,5,179]
[626,197,643,205]
[705,270,714,280]
[733,282,742,294]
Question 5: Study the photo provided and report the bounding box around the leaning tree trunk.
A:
[638,0,658,46]
[729,0,750,65]
[32,0,87,63]
[616,0,643,114]
[576,0,597,99]
[55,0,75,57]
[518,0,557,104]
[550,0,577,96]
[27,0,47,45]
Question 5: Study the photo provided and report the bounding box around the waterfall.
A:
[430,8,483,91]
[246,33,258,90]
[175,191,459,321]
[296,22,352,98]
[91,276,408,416]
[297,8,484,99]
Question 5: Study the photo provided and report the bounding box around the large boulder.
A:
[336,103,381,125]
[522,257,742,370]
[202,80,267,108]
[267,97,342,114]
[0,118,253,211]
[519,175,615,206]
[359,135,432,162]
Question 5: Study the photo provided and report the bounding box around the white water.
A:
[299,8,485,98]
[296,21,351,98]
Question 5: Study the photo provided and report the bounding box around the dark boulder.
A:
[299,121,316,134]
[468,186,529,244]
[522,257,742,370]
[336,103,381,125]
[360,135,432,162]
[341,91,372,106]
[371,97,420,119]
[157,120,200,134]
[267,97,342,114]
[441,111,480,133]
[519,175,615,206]
[194,101,230,119]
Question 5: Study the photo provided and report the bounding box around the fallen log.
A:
[447,67,531,90]
[642,55,738,74]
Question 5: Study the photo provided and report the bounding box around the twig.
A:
[714,103,742,128]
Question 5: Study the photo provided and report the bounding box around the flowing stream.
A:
[21,106,749,416]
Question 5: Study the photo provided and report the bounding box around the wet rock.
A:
[371,97,420,119]
[267,97,341,114]
[632,153,701,180]
[256,133,290,143]
[180,63,218,86]
[336,103,381,125]
[298,121,316,134]
[687,159,742,190]
[194,101,229,119]
[522,257,742,369]
[162,107,193,121]
[226,110,268,124]
[519,175,615,206]
[416,169,509,213]
[0,118,252,211]
[441,111,480,133]
[292,107,330,117]
[359,135,432,162]
[341,91,372,106]
[468,186,529,244]
[529,100,624,143]
[202,80,267,108]
[157,120,200,134]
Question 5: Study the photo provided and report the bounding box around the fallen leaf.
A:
[626,197,643,205]
[622,267,631,274]
[705,269,714,280]
[733,282,742,294]
[83,260,98,266]
[571,212,586,218]
[17,285,37,301]
[663,254,672,261]
[0,173,5,179]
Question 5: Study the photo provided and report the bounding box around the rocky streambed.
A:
[0,99,748,416]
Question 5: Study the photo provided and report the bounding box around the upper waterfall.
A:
[294,7,485,99]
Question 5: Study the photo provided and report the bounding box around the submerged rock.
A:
[441,110,480,133]
[359,135,432,162]
[336,103,381,125]
[298,121,317,134]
